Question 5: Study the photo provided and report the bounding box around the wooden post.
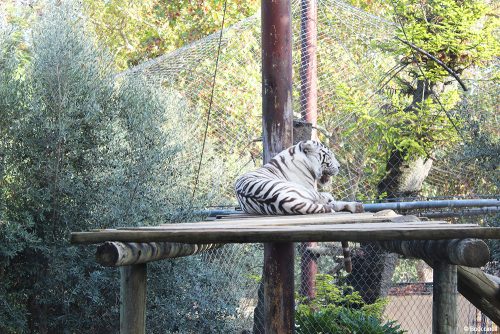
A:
[262,0,295,332]
[120,264,147,334]
[432,262,457,334]
[262,0,293,162]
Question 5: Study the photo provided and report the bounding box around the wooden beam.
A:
[432,262,458,334]
[456,266,500,325]
[96,242,222,267]
[377,239,490,267]
[121,212,404,227]
[120,264,147,334]
[71,225,500,245]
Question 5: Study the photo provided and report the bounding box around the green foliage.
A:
[457,67,499,174]
[295,275,404,334]
[373,0,499,162]
[145,247,260,333]
[164,21,263,161]
[0,1,242,332]
[392,259,419,283]
[380,90,462,158]
[337,0,500,198]
[296,308,406,334]
[300,274,388,318]
[83,0,260,69]
[390,0,499,83]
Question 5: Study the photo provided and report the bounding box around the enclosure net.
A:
[122,0,498,333]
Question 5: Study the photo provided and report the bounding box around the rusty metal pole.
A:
[299,0,318,138]
[262,0,295,333]
[299,0,318,302]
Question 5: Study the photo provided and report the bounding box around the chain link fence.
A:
[121,0,498,332]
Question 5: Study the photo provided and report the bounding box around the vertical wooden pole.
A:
[120,264,147,334]
[262,0,294,162]
[262,0,295,333]
[432,262,457,334]
[299,0,318,301]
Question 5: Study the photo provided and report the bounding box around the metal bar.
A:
[363,199,499,211]
[262,0,295,332]
[419,207,499,218]
[193,209,241,216]
[197,199,499,217]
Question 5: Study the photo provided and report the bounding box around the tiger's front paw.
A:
[319,192,335,205]
[324,204,335,213]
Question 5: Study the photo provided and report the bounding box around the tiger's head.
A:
[298,140,340,188]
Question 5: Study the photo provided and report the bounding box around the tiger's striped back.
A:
[234,140,339,215]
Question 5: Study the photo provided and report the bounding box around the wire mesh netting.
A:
[117,0,497,333]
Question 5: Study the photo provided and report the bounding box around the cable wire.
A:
[192,0,228,200]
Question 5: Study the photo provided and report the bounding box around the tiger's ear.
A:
[300,141,317,155]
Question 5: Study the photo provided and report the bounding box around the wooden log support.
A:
[120,264,147,334]
[377,238,490,267]
[432,262,458,334]
[96,241,222,267]
[305,244,343,257]
[456,266,500,325]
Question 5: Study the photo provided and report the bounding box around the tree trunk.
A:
[377,151,433,199]
[347,80,434,303]
[347,154,433,303]
[346,242,398,304]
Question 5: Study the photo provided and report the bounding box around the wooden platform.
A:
[70,211,500,245]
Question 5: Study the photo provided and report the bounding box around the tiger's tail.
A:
[341,241,352,273]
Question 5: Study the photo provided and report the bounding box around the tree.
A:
[347,0,499,303]
[0,1,242,332]
[375,0,497,197]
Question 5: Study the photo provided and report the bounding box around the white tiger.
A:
[234,140,364,215]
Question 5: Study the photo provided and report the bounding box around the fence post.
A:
[262,0,295,332]
[120,264,147,334]
[299,0,319,302]
[432,262,457,334]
